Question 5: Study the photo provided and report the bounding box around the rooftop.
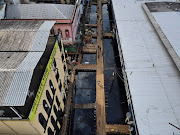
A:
[112,0,180,134]
[145,2,180,71]
[0,20,55,107]
[5,4,75,20]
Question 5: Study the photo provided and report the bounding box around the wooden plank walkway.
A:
[103,32,114,38]
[85,24,97,27]
[92,33,114,38]
[95,0,106,134]
[71,103,96,109]
[106,124,130,134]
[67,64,97,71]
[82,46,97,54]
[75,64,97,71]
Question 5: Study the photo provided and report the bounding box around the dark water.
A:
[102,4,125,124]
[82,54,96,64]
[73,72,96,104]
[73,109,95,135]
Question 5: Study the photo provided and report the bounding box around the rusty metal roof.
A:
[0,21,55,52]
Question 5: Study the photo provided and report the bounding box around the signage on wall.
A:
[28,41,58,122]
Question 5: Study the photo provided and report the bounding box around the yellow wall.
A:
[0,41,68,135]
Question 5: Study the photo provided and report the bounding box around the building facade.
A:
[0,21,69,135]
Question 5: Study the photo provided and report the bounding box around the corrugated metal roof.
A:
[112,0,180,134]
[152,11,180,68]
[6,4,74,20]
[0,21,55,106]
[0,21,55,52]
[3,52,43,106]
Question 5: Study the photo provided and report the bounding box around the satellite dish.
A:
[126,112,131,118]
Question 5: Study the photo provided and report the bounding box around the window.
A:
[55,128,60,135]
[59,82,62,92]
[52,60,57,72]
[55,70,60,82]
[53,60,57,68]
[50,28,55,35]
[49,80,56,95]
[61,54,64,62]
[64,65,66,72]
[58,29,62,36]
[58,109,64,117]
[43,100,50,115]
[48,127,54,135]
[54,105,58,118]
[63,95,66,105]
[58,109,64,125]
[59,42,62,51]
[65,29,70,38]
[67,79,70,84]
[51,115,57,129]
[46,90,53,106]
[56,96,60,107]
[39,113,47,129]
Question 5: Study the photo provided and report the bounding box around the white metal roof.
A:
[112,0,180,134]
[0,21,55,106]
[152,11,180,63]
[5,4,74,20]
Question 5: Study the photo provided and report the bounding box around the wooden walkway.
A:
[106,124,130,134]
[95,0,106,134]
[71,103,95,109]
[92,33,114,38]
[82,46,97,54]
[62,0,130,134]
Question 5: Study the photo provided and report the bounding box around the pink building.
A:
[4,4,82,45]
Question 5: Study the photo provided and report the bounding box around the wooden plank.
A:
[92,33,114,38]
[75,64,97,71]
[106,124,130,134]
[82,46,97,54]
[92,34,97,38]
[71,103,96,109]
[85,24,97,27]
[77,53,83,65]
[82,48,96,53]
[103,32,114,38]
[60,70,75,135]
[84,43,97,47]
[96,0,106,134]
